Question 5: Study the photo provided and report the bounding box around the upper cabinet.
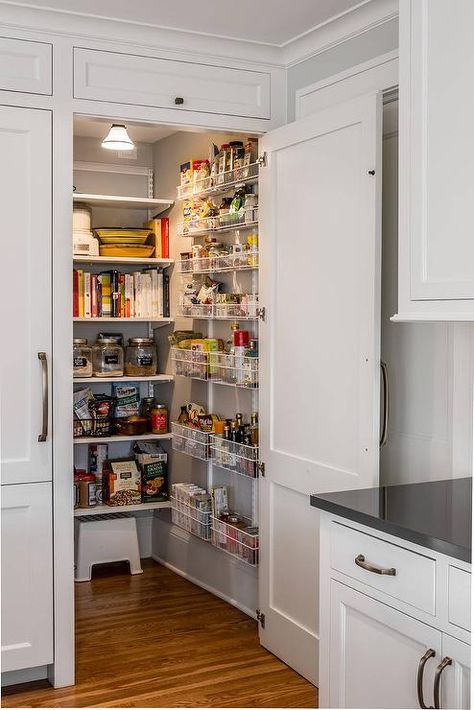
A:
[398,0,474,320]
[73,48,271,120]
[0,37,52,95]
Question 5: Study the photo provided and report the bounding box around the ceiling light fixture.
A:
[101,123,135,151]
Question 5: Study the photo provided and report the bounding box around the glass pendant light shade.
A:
[101,124,135,151]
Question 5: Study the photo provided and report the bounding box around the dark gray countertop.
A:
[310,477,472,563]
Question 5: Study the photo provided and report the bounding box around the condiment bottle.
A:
[141,397,156,432]
[250,412,259,447]
[178,405,189,425]
[151,404,169,434]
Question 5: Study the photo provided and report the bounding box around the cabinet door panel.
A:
[441,634,470,710]
[0,105,52,484]
[1,482,53,672]
[0,37,52,95]
[329,580,441,708]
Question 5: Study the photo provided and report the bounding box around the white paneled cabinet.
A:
[74,48,271,119]
[0,105,52,486]
[398,0,474,319]
[441,634,471,710]
[1,483,53,672]
[0,37,52,95]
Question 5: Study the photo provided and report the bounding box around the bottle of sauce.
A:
[250,412,259,447]
[151,404,169,434]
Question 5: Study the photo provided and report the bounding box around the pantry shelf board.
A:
[74,501,171,517]
[74,433,173,445]
[73,375,174,384]
[178,221,259,239]
[73,317,173,325]
[73,193,173,212]
[73,256,174,267]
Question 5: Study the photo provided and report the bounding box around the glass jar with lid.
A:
[125,337,158,376]
[73,338,92,378]
[92,337,124,377]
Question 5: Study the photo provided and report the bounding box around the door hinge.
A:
[257,462,265,477]
[256,307,266,321]
[257,153,267,168]
[256,609,266,629]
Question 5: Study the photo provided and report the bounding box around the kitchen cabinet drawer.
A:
[74,48,271,119]
[0,37,52,95]
[448,566,471,632]
[330,521,436,614]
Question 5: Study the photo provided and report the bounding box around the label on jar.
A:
[88,482,97,507]
[151,410,168,434]
[104,354,119,365]
[137,355,153,366]
[74,357,88,368]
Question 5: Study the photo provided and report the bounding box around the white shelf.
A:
[73,374,174,384]
[73,256,173,267]
[74,501,170,517]
[74,433,173,445]
[179,220,258,239]
[73,193,173,212]
[73,317,173,325]
[176,162,259,201]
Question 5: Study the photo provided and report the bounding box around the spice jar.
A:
[92,337,124,377]
[125,337,157,376]
[151,404,169,434]
[73,338,92,377]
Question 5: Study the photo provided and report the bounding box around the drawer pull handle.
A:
[354,554,396,576]
[174,97,184,105]
[417,649,436,709]
[433,656,452,709]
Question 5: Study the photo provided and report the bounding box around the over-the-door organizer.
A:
[170,145,261,566]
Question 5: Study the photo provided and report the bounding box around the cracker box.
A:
[134,442,169,503]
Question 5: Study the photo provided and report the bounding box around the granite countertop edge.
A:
[310,495,471,564]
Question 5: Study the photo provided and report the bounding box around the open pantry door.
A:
[258,93,383,684]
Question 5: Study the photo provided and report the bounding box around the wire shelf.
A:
[177,162,259,201]
[170,496,211,541]
[171,348,258,388]
[210,435,259,478]
[177,252,258,275]
[178,210,258,238]
[211,515,259,566]
[177,298,258,320]
[171,422,211,460]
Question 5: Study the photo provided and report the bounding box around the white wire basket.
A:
[177,252,258,274]
[178,208,258,237]
[177,298,258,320]
[171,422,211,460]
[171,348,258,388]
[170,496,211,540]
[176,162,259,201]
[211,514,259,566]
[210,435,259,478]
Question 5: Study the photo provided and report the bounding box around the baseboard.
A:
[1,665,48,687]
[151,552,257,620]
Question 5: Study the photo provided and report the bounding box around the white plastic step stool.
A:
[74,513,143,582]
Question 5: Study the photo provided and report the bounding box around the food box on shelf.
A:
[134,442,168,502]
[103,457,141,506]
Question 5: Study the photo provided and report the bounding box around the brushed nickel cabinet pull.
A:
[433,656,452,709]
[417,649,436,709]
[354,554,396,576]
[380,360,389,447]
[38,352,48,442]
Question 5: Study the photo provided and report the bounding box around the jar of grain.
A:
[73,338,92,377]
[92,338,124,377]
[125,338,157,376]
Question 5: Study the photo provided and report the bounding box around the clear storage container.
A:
[92,337,124,377]
[124,337,157,376]
[73,338,92,378]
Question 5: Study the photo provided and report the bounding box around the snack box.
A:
[180,160,209,188]
[134,442,168,503]
[103,458,141,506]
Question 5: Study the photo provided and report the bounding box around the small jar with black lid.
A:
[125,337,158,376]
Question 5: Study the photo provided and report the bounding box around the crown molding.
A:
[0,0,399,70]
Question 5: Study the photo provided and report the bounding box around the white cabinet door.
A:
[74,48,271,119]
[258,93,382,684]
[0,37,52,95]
[328,580,441,709]
[1,482,53,672]
[0,105,52,485]
[398,0,474,318]
[440,634,470,710]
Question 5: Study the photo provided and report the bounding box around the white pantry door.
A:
[0,105,52,485]
[258,93,382,684]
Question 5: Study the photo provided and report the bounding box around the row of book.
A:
[73,269,170,319]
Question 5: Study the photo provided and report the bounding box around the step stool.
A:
[74,513,143,582]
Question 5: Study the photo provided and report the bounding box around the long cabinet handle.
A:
[380,360,389,447]
[38,352,48,442]
[417,649,436,709]
[433,656,452,709]
[354,554,396,576]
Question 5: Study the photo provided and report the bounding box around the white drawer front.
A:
[330,522,436,614]
[448,566,471,632]
[74,48,271,119]
[0,37,52,95]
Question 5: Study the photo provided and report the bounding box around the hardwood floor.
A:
[2,560,317,708]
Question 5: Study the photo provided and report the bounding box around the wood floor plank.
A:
[2,560,317,708]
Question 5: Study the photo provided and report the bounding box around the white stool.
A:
[74,513,143,582]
